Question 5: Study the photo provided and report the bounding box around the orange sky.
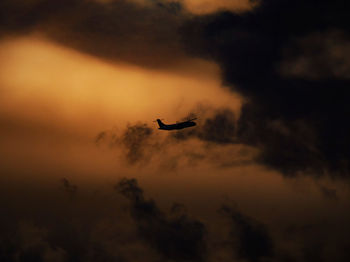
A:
[0,35,348,216]
[1,17,350,262]
[0,1,350,262]
[100,0,256,14]
[0,35,241,133]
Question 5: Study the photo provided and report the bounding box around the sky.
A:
[1,0,350,261]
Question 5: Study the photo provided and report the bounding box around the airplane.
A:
[154,118,197,130]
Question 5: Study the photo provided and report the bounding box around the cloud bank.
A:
[2,0,350,177]
[181,0,350,177]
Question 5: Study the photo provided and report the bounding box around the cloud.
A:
[0,221,67,262]
[61,178,78,199]
[96,123,157,165]
[19,222,67,262]
[220,205,274,262]
[0,175,349,262]
[105,0,257,15]
[279,30,350,80]
[0,0,186,69]
[2,0,350,177]
[173,0,257,15]
[172,108,237,144]
[95,107,257,169]
[0,0,258,71]
[236,106,326,175]
[319,185,338,201]
[115,178,207,261]
[0,179,171,262]
[181,0,350,177]
[120,123,154,164]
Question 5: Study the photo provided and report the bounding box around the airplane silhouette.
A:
[155,118,197,130]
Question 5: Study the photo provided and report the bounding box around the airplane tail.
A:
[156,119,166,128]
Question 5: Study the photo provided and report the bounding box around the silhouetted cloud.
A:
[0,220,68,262]
[220,205,274,262]
[172,108,237,144]
[237,104,326,175]
[96,123,154,165]
[96,113,256,169]
[115,178,207,261]
[0,176,349,262]
[0,0,187,69]
[181,0,350,177]
[279,30,350,80]
[61,178,78,199]
[121,124,154,164]
[3,0,349,177]
[319,185,338,201]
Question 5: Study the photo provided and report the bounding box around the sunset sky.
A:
[1,1,350,262]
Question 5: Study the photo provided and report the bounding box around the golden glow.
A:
[121,0,257,14]
[0,35,243,183]
[0,35,348,234]
[181,0,257,14]
[0,36,242,138]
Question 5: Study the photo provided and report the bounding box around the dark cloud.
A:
[283,222,350,262]
[2,0,350,177]
[115,178,207,261]
[220,205,274,262]
[0,177,349,262]
[0,179,184,262]
[319,185,338,201]
[95,128,119,148]
[172,108,237,144]
[237,105,326,175]
[279,30,350,80]
[181,0,350,177]
[96,110,255,169]
[0,0,187,69]
[95,123,161,166]
[96,123,154,165]
[0,220,67,262]
[61,178,78,199]
[121,123,154,164]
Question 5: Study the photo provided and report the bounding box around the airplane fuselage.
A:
[156,119,196,130]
